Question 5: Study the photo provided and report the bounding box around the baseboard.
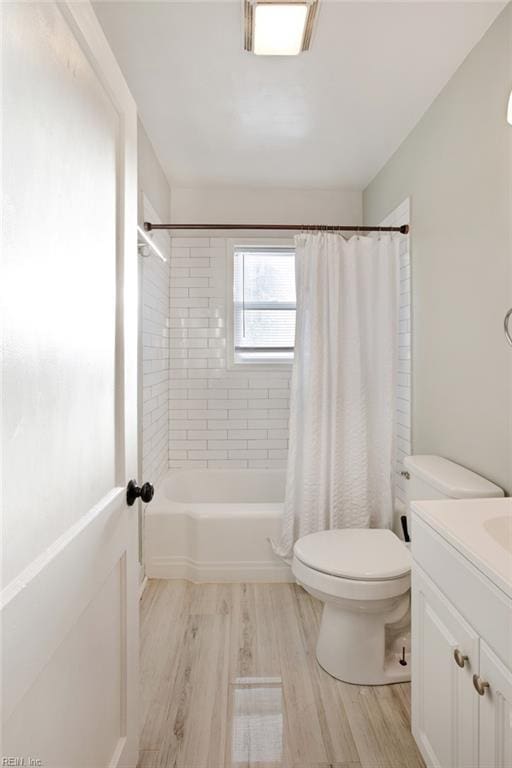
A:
[146,555,294,583]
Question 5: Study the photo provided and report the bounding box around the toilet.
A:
[292,455,504,685]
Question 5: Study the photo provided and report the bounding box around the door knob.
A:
[126,480,154,506]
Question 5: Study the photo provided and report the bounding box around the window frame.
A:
[226,237,295,370]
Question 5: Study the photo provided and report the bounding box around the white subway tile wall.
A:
[141,231,171,486]
[380,200,412,509]
[168,238,292,469]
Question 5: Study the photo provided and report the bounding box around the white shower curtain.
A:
[274,233,400,560]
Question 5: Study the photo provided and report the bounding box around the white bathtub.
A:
[144,469,293,582]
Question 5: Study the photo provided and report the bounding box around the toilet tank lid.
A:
[403,455,504,499]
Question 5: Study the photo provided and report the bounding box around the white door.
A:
[2,3,139,767]
[412,566,479,768]
[478,642,512,768]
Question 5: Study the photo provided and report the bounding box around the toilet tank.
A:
[404,455,504,504]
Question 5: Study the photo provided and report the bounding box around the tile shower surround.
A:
[141,232,171,486]
[168,237,291,469]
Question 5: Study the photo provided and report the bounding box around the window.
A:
[233,246,296,363]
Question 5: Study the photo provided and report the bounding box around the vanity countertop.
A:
[411,497,512,598]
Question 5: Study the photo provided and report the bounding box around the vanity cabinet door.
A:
[412,566,480,768]
[478,641,512,768]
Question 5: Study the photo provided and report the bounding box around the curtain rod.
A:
[144,222,410,235]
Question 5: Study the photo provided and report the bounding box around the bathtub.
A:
[144,469,293,582]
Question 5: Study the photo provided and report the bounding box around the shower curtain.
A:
[273,233,400,560]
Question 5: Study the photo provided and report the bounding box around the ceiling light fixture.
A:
[244,0,318,56]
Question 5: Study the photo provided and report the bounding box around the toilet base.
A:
[315,597,411,685]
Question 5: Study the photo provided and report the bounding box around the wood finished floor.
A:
[138,580,425,768]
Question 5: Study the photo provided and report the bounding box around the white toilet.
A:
[292,455,504,685]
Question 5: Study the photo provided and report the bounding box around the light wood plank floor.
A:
[138,580,425,768]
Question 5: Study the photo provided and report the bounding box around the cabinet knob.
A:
[472,674,490,696]
[504,308,512,347]
[453,648,469,668]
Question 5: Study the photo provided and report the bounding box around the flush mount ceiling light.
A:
[244,0,318,56]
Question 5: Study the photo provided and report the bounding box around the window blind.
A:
[233,247,296,360]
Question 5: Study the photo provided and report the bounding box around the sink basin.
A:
[484,515,512,553]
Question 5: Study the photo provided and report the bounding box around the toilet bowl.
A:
[292,528,412,685]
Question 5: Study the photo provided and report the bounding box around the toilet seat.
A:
[293,555,411,602]
[293,528,411,581]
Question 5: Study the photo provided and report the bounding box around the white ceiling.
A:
[94,1,504,189]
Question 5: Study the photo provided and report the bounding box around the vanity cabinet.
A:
[412,566,479,768]
[411,506,512,768]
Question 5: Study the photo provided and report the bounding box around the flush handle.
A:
[473,674,490,696]
[126,480,154,506]
[453,648,468,668]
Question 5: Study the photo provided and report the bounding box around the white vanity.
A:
[411,497,512,768]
